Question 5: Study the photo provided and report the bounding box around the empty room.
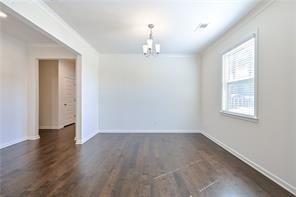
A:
[0,0,295,196]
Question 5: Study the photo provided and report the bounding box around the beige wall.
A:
[39,59,75,129]
[39,60,59,129]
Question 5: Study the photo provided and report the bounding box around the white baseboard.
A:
[201,131,296,195]
[76,130,99,144]
[0,137,27,149]
[75,129,200,144]
[0,135,40,149]
[75,139,83,144]
[39,125,64,129]
[98,129,201,133]
[27,135,40,140]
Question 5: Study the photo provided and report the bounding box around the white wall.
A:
[99,54,201,132]
[2,0,100,144]
[293,1,296,188]
[0,33,28,148]
[294,1,296,188]
[39,60,59,129]
[200,1,296,193]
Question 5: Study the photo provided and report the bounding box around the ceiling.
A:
[1,9,55,45]
[45,0,262,54]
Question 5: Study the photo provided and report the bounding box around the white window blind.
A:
[222,35,257,118]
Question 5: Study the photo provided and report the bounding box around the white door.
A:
[63,77,75,126]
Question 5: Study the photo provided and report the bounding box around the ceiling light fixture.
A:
[142,24,160,57]
[0,11,7,18]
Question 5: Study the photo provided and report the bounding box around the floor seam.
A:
[199,179,219,193]
[152,159,203,182]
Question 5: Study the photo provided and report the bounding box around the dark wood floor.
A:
[0,125,293,197]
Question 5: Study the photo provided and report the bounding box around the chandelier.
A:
[142,24,160,57]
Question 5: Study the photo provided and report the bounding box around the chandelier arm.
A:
[149,28,153,39]
[143,24,159,57]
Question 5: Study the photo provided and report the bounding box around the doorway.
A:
[38,59,76,133]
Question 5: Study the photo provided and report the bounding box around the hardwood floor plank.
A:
[0,125,294,196]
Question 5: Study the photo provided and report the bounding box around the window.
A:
[222,34,257,119]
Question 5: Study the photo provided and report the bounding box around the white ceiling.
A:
[1,10,55,45]
[45,0,262,54]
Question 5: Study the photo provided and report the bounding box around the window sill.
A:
[220,110,258,123]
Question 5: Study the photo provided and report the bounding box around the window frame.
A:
[221,32,258,121]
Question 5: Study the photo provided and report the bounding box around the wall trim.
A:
[99,129,201,133]
[0,137,27,149]
[27,135,40,140]
[76,130,200,144]
[75,139,83,144]
[0,135,40,150]
[201,131,296,195]
[100,53,198,58]
[75,130,99,144]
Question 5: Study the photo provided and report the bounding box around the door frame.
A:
[33,55,81,143]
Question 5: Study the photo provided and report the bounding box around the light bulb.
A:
[142,45,148,54]
[147,39,153,49]
[155,44,160,54]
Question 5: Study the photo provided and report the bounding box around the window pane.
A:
[227,38,255,81]
[222,36,256,117]
[227,79,255,116]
